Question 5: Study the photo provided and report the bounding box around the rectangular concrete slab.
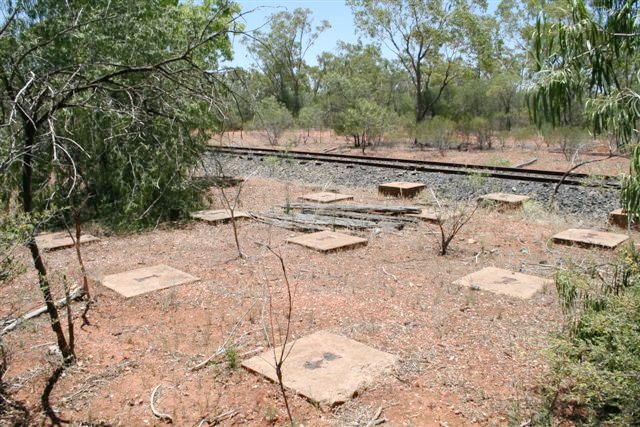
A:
[242,331,398,406]
[35,232,99,251]
[287,231,367,252]
[190,209,250,224]
[479,193,530,207]
[552,228,628,249]
[453,266,552,299]
[299,192,354,203]
[100,264,199,298]
[408,208,447,224]
[378,182,425,198]
[608,208,638,230]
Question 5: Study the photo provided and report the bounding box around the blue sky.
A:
[228,0,501,68]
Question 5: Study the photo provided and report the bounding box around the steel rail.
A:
[208,146,621,189]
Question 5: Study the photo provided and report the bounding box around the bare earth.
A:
[3,174,637,426]
[213,129,630,177]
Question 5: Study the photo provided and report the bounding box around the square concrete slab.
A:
[242,331,398,406]
[479,193,530,207]
[190,209,250,224]
[287,231,367,252]
[453,266,552,299]
[299,192,354,203]
[552,228,629,249]
[378,182,426,198]
[100,264,199,298]
[35,232,99,251]
[608,208,638,230]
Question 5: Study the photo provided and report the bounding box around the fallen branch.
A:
[511,158,537,168]
[550,153,617,202]
[1,287,83,336]
[150,384,173,424]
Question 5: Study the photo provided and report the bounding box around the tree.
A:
[347,0,493,125]
[342,100,392,153]
[529,0,640,149]
[1,0,239,366]
[487,72,522,131]
[244,8,329,117]
[317,42,398,149]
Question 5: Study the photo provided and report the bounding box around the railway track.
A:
[208,146,622,189]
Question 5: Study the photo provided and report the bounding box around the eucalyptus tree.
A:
[529,0,639,150]
[531,0,640,210]
[243,8,329,117]
[0,0,240,364]
[317,42,398,151]
[347,0,495,125]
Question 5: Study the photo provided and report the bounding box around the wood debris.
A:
[252,203,422,231]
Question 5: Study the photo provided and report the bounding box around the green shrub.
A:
[548,247,640,425]
[250,96,293,145]
[340,100,391,152]
[621,146,640,223]
[469,116,493,150]
[415,116,457,150]
[542,126,592,160]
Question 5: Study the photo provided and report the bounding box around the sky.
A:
[227,0,501,68]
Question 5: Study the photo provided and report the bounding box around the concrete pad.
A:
[287,231,367,252]
[479,193,529,208]
[408,208,447,224]
[608,208,638,230]
[453,266,552,299]
[552,228,628,249]
[378,182,425,198]
[299,192,354,203]
[190,209,250,224]
[242,331,398,406]
[35,232,99,251]
[100,264,199,298]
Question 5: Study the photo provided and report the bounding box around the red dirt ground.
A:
[2,176,637,426]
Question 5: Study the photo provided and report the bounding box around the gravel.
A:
[206,153,621,221]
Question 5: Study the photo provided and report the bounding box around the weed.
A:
[467,171,488,191]
[264,405,278,423]
[224,346,239,370]
[485,157,511,167]
[541,246,640,425]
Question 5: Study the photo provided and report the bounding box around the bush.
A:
[547,247,640,425]
[469,116,493,150]
[251,96,293,145]
[340,100,391,152]
[542,126,592,160]
[415,116,457,150]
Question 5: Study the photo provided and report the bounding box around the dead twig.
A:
[191,301,258,371]
[364,406,384,426]
[150,384,173,424]
[197,409,239,426]
[381,267,398,281]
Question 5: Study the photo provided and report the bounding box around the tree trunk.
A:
[21,125,75,365]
